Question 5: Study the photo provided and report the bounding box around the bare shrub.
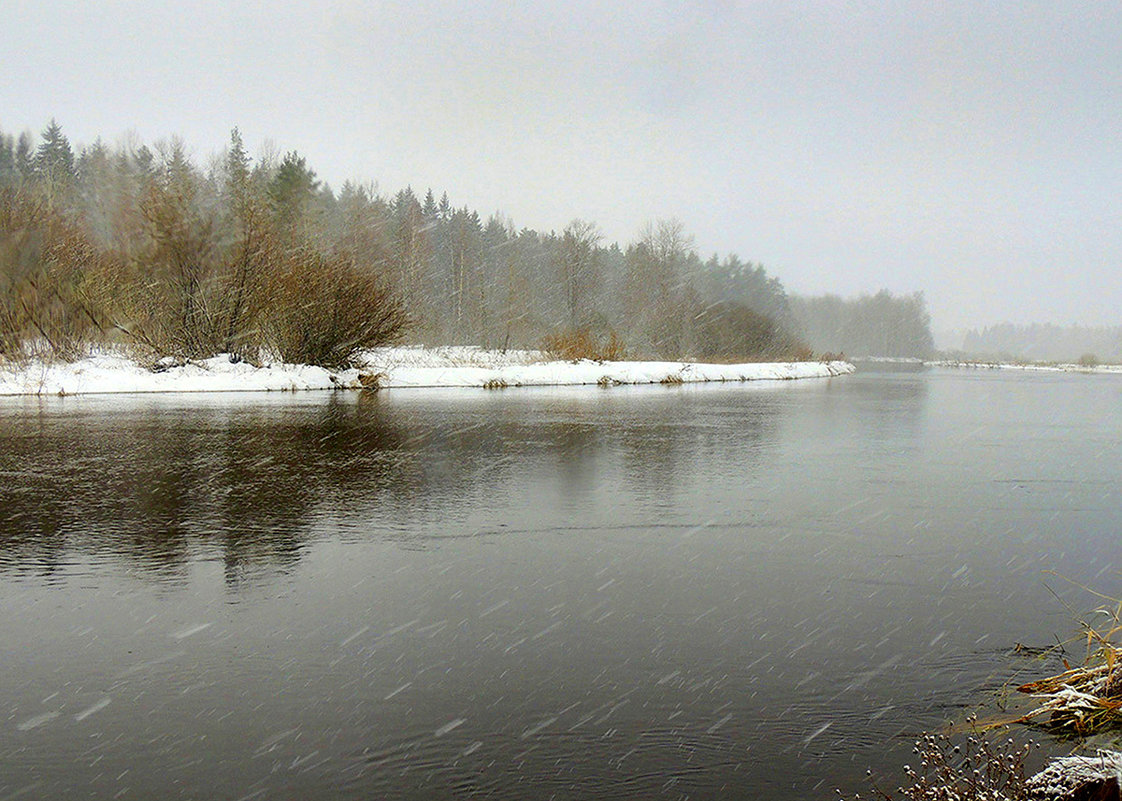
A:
[84,162,230,360]
[212,200,275,360]
[0,186,108,361]
[131,160,223,357]
[839,728,1034,801]
[690,300,808,362]
[0,188,44,359]
[259,249,407,368]
[541,328,627,362]
[99,189,283,362]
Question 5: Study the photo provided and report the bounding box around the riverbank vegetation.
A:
[1,124,409,368]
[849,585,1122,799]
[839,728,1036,801]
[1,121,933,368]
[1012,584,1122,737]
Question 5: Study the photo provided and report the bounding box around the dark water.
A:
[1,369,1120,800]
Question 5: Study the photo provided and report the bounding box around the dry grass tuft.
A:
[1013,578,1122,737]
[357,372,385,391]
[541,328,627,363]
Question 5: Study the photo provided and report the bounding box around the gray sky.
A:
[3,0,1120,331]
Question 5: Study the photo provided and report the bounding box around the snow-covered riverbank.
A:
[929,359,1122,374]
[0,347,854,396]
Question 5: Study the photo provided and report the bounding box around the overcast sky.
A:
[3,0,1120,332]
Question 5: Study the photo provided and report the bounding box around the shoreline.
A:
[929,359,1122,374]
[0,347,855,397]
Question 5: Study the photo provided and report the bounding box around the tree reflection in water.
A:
[0,385,796,588]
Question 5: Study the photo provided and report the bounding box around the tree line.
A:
[1,120,932,367]
[960,323,1122,364]
[789,291,935,359]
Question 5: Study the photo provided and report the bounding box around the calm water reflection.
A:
[1,370,1120,799]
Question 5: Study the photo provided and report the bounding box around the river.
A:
[1,368,1120,799]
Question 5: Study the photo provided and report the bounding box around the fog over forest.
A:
[1,121,938,364]
[2,2,1119,339]
[7,117,1118,364]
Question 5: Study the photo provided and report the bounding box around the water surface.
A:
[1,369,1120,799]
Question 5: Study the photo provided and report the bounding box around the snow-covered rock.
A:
[1027,751,1122,801]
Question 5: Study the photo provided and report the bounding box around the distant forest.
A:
[790,291,935,359]
[960,323,1122,364]
[1,121,933,366]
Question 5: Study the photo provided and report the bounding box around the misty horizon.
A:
[2,1,1120,332]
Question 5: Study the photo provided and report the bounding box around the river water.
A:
[1,368,1120,799]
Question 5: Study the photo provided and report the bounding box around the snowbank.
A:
[369,356,854,389]
[0,347,854,397]
[929,359,1122,374]
[0,353,345,396]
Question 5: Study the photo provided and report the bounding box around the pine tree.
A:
[75,139,115,244]
[76,139,111,183]
[15,132,33,180]
[391,187,427,310]
[133,145,155,179]
[447,208,484,340]
[34,119,76,185]
[0,131,15,185]
[268,151,318,235]
[225,128,251,198]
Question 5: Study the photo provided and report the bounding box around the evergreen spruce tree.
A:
[15,132,33,180]
[225,127,251,197]
[133,144,155,179]
[34,119,76,184]
[0,131,15,185]
[268,151,319,235]
[390,187,427,314]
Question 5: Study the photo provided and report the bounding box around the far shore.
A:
[0,346,855,397]
[929,358,1122,374]
[843,355,1122,375]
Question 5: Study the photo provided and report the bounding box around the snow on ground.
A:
[0,346,854,397]
[365,345,547,369]
[367,348,854,389]
[0,352,347,396]
[928,359,1122,374]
